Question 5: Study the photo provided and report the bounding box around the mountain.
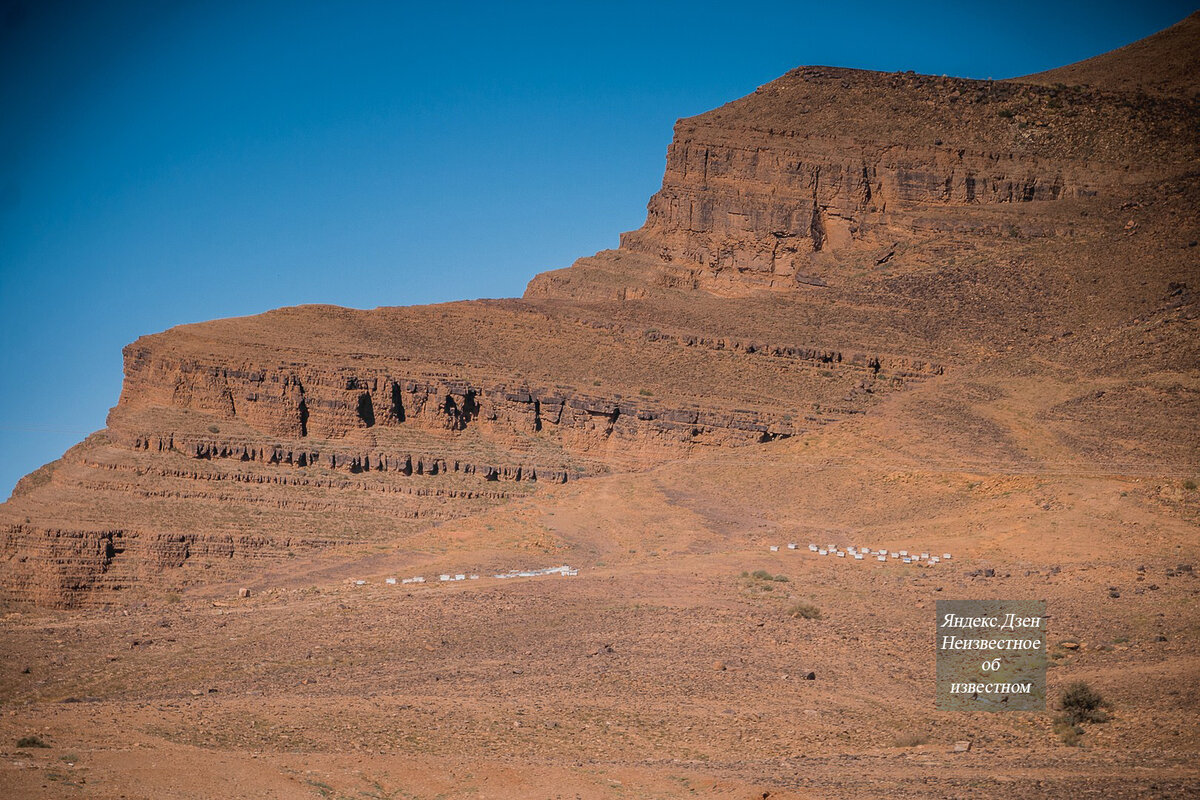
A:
[2,16,1196,608]
[1,15,1197,799]
[1020,11,1200,96]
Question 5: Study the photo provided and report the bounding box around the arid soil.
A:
[1,12,1198,800]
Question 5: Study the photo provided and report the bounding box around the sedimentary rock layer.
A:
[618,66,1198,289]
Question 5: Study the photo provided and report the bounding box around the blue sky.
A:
[0,0,1193,497]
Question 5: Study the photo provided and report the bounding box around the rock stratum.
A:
[2,14,1198,607]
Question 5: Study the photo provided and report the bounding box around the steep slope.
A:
[1,299,940,605]
[531,57,1195,295]
[1020,11,1200,96]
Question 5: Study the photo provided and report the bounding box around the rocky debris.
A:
[953,741,972,753]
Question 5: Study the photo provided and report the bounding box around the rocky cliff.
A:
[606,62,1196,292]
[1,296,944,605]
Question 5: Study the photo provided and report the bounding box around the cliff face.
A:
[1,296,942,606]
[118,328,939,447]
[3,19,1197,607]
[610,66,1197,291]
[1020,11,1200,96]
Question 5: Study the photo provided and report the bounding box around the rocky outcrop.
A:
[1,311,947,607]
[616,66,1198,290]
[116,429,569,484]
[0,522,325,607]
[118,338,938,452]
[620,134,1086,283]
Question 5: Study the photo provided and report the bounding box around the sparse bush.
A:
[1053,719,1083,746]
[17,735,49,748]
[1059,681,1108,725]
[741,570,787,594]
[788,602,822,620]
[639,388,653,396]
[207,424,220,434]
[997,108,1015,119]
[306,779,334,798]
[892,732,928,747]
[1053,681,1109,743]
[744,573,792,585]
[1184,480,1197,491]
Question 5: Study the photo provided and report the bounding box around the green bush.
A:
[742,569,788,594]
[17,735,49,748]
[1059,681,1108,725]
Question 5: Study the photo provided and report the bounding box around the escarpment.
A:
[609,66,1199,291]
[119,326,941,446]
[4,17,1198,606]
[2,298,943,606]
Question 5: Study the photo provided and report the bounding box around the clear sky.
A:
[0,0,1194,498]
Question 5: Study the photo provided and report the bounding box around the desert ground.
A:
[3,370,1199,798]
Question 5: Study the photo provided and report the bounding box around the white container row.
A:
[361,566,578,586]
[780,544,953,563]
